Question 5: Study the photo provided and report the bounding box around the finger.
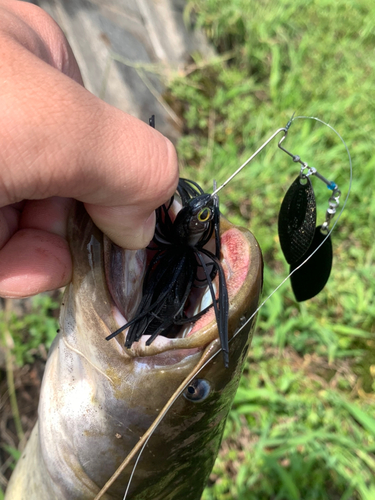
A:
[20,197,74,238]
[0,71,179,248]
[0,228,71,298]
[85,203,157,250]
[81,116,178,248]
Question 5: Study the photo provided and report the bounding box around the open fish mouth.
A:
[103,215,260,363]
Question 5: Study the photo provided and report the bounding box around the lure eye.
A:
[183,379,211,403]
[197,207,211,222]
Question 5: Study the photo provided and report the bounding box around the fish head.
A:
[7,199,262,500]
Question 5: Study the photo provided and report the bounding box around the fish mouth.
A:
[103,217,260,363]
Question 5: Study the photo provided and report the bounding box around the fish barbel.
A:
[5,200,262,500]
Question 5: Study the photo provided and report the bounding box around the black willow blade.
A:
[290,225,333,302]
[278,176,316,265]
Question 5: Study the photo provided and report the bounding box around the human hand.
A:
[0,0,178,298]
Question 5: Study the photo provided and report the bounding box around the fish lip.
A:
[124,343,204,368]
[106,221,252,362]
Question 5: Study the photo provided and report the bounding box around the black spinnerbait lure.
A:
[106,178,230,367]
[107,114,348,369]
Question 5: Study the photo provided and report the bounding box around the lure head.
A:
[172,193,215,246]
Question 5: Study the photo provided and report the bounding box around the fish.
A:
[5,198,262,500]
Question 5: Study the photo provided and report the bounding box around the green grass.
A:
[0,294,59,367]
[169,0,375,498]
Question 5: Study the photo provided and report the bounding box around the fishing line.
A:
[100,116,352,500]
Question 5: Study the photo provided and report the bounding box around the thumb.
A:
[84,203,157,250]
[82,116,179,249]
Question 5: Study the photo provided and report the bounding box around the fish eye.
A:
[183,379,211,403]
[197,207,211,222]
